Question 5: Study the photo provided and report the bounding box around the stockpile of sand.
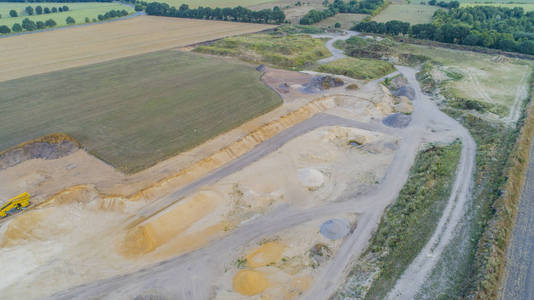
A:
[120,191,224,257]
[394,96,413,114]
[233,270,269,296]
[297,168,325,190]
[246,242,285,268]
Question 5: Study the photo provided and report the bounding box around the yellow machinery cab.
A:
[0,192,30,218]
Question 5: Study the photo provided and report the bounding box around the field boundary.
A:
[469,75,534,299]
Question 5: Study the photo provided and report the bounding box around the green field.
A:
[158,0,279,8]
[461,2,534,10]
[0,2,133,28]
[194,33,330,69]
[0,50,282,173]
[315,13,368,29]
[372,3,439,24]
[317,57,395,80]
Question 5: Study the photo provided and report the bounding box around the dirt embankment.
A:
[0,134,79,171]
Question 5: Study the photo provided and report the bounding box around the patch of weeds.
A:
[334,141,462,300]
[235,257,247,269]
[444,69,463,80]
[346,83,359,90]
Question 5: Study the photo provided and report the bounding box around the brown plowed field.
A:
[0,16,274,82]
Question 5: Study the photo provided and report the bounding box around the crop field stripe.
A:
[0,16,274,82]
[0,50,282,173]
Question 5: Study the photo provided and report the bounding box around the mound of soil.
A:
[391,85,415,100]
[382,113,412,128]
[0,140,79,171]
[297,168,325,190]
[301,75,344,94]
[320,218,350,240]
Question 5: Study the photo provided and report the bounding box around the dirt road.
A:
[501,139,534,300]
[386,67,476,299]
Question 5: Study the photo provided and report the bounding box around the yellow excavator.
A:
[0,192,30,218]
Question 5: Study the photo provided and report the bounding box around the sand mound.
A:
[233,270,268,296]
[394,102,413,114]
[382,113,411,128]
[246,242,285,268]
[391,85,415,100]
[297,168,325,190]
[320,218,350,240]
[39,185,99,208]
[1,210,47,247]
[120,191,222,257]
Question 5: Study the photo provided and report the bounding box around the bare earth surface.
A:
[0,16,273,82]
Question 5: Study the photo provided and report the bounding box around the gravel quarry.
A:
[0,31,499,300]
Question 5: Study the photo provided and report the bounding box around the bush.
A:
[334,22,341,28]
[45,19,57,27]
[21,18,36,31]
[66,16,75,24]
[9,9,17,17]
[36,20,45,29]
[0,25,11,34]
[85,17,90,23]
[12,23,22,32]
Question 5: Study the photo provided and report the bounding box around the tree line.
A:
[7,5,69,17]
[145,2,285,24]
[0,0,111,2]
[353,6,534,55]
[0,8,129,35]
[427,0,459,9]
[300,0,385,25]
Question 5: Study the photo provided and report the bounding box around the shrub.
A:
[66,16,75,24]
[9,9,17,17]
[0,25,10,34]
[45,19,56,27]
[12,23,22,32]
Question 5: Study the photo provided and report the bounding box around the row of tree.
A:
[145,2,285,24]
[427,0,459,9]
[1,8,129,35]
[353,8,534,55]
[8,5,69,17]
[300,0,385,25]
[0,0,110,2]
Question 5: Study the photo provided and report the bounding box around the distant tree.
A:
[44,7,50,14]
[92,18,97,22]
[97,14,104,21]
[35,6,42,15]
[12,23,22,32]
[25,6,34,16]
[45,19,56,27]
[22,18,36,30]
[62,6,69,12]
[428,0,436,5]
[66,16,75,24]
[335,22,341,28]
[9,9,17,17]
[58,7,63,12]
[0,25,10,34]
[52,7,57,13]
[36,20,45,29]
[322,0,329,6]
[85,17,90,22]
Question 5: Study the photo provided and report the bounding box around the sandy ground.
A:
[0,16,274,82]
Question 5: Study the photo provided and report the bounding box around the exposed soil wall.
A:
[0,133,80,171]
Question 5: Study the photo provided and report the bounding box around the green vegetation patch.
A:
[155,0,278,8]
[194,33,331,69]
[364,142,462,299]
[0,50,282,173]
[372,3,439,24]
[0,2,133,29]
[317,57,395,80]
[334,141,462,299]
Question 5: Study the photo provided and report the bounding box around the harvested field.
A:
[0,16,274,82]
[0,50,282,173]
[0,2,134,29]
[372,3,439,24]
[315,13,368,29]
